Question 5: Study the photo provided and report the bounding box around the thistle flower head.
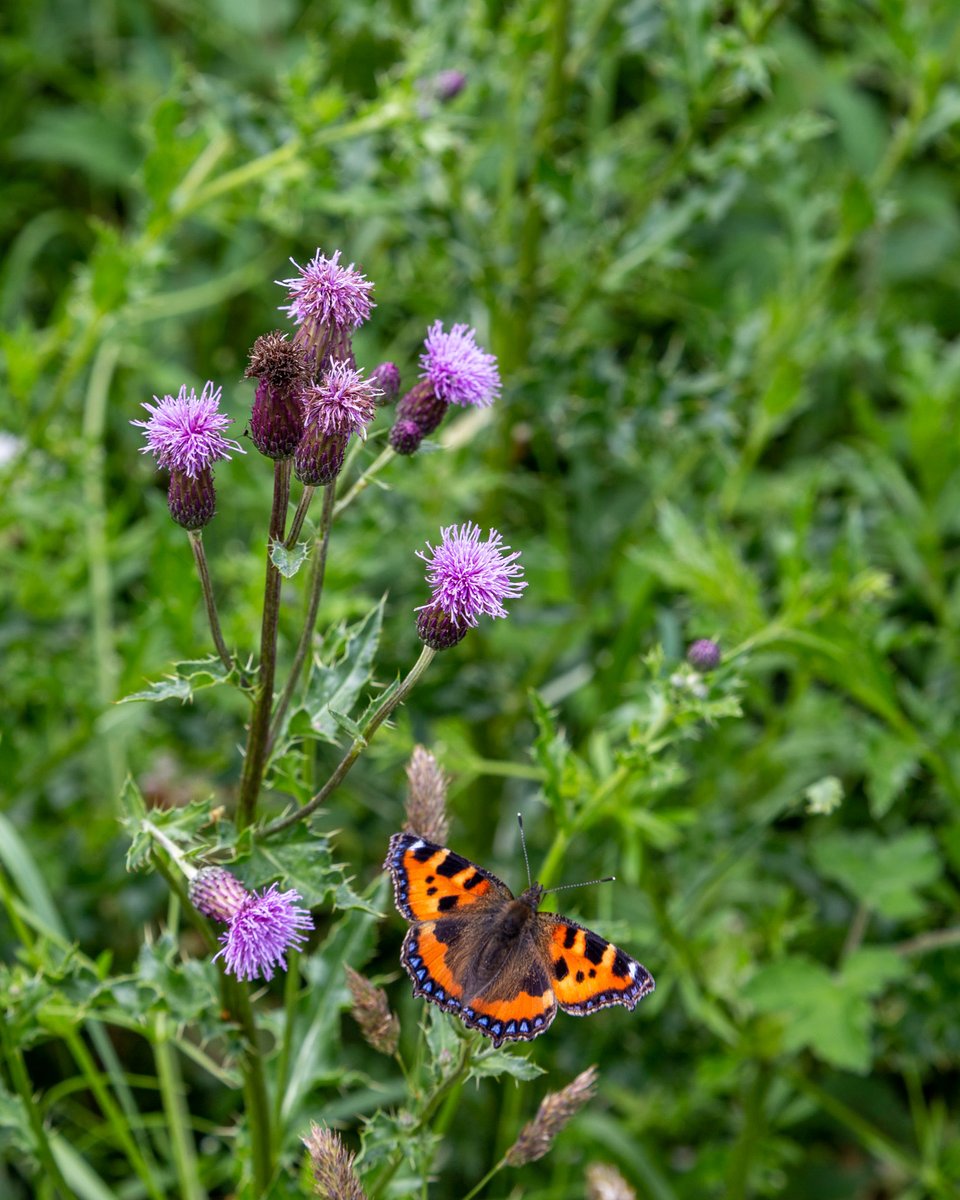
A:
[417,522,526,630]
[687,638,721,672]
[301,362,382,439]
[505,1066,599,1166]
[244,331,308,386]
[278,249,375,333]
[404,745,449,843]
[389,417,424,456]
[344,965,400,1056]
[433,69,468,102]
[133,382,243,478]
[303,1124,367,1200]
[191,868,314,982]
[420,321,500,409]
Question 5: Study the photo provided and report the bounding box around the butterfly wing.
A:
[384,831,512,922]
[402,918,557,1048]
[540,914,655,1014]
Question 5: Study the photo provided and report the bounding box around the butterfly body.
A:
[385,832,655,1048]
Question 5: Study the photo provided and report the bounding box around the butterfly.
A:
[384,829,655,1048]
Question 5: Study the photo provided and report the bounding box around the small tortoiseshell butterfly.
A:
[384,829,655,1047]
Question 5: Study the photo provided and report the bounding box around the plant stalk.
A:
[261,644,436,838]
[188,530,235,675]
[238,459,292,829]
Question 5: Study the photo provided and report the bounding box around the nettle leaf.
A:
[469,1047,545,1082]
[305,599,385,743]
[270,538,310,578]
[119,655,234,704]
[745,950,907,1074]
[810,829,941,919]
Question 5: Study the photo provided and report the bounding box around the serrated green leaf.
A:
[124,797,218,873]
[119,656,233,704]
[305,599,384,742]
[469,1048,545,1081]
[811,829,940,919]
[270,538,310,578]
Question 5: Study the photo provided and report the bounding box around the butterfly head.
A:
[517,881,545,912]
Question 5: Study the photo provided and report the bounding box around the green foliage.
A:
[4,0,960,1197]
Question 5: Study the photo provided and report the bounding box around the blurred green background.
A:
[3,0,960,1196]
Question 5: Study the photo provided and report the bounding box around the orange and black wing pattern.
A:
[400,919,557,1047]
[540,915,655,1015]
[384,832,512,922]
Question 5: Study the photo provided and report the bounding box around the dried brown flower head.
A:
[505,1065,599,1166]
[403,745,449,844]
[302,1123,367,1200]
[345,965,400,1056]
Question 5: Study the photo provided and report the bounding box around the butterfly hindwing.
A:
[541,915,655,1014]
[385,832,512,922]
[402,918,557,1048]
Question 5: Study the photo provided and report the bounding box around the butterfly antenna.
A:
[517,813,533,889]
[542,876,616,896]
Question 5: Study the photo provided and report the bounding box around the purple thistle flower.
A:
[133,382,243,478]
[294,362,382,487]
[416,523,526,649]
[190,867,313,982]
[420,321,500,409]
[302,361,382,438]
[278,249,374,373]
[687,638,721,672]
[433,69,468,102]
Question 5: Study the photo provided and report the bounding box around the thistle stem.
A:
[188,530,235,675]
[261,644,436,838]
[332,445,395,518]
[267,482,336,754]
[238,459,291,830]
[284,484,315,549]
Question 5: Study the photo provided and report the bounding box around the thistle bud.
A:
[687,638,721,672]
[167,467,216,530]
[370,361,401,405]
[244,331,308,459]
[389,417,425,456]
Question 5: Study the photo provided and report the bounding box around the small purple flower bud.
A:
[167,467,216,530]
[687,639,721,672]
[416,604,469,651]
[370,361,401,405]
[277,249,374,374]
[416,523,526,648]
[434,69,467,102]
[389,417,425,456]
[190,866,250,922]
[394,380,449,438]
[244,332,309,460]
[295,429,350,486]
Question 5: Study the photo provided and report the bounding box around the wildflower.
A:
[344,965,400,1056]
[416,522,526,650]
[244,331,309,459]
[687,638,721,672]
[433,69,468,102]
[587,1163,636,1200]
[132,382,243,529]
[804,775,843,816]
[189,866,314,982]
[404,745,449,844]
[294,362,382,486]
[505,1066,599,1166]
[390,322,499,454]
[278,249,375,372]
[303,1124,367,1200]
[370,361,401,405]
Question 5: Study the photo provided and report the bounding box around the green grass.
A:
[3,0,960,1197]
